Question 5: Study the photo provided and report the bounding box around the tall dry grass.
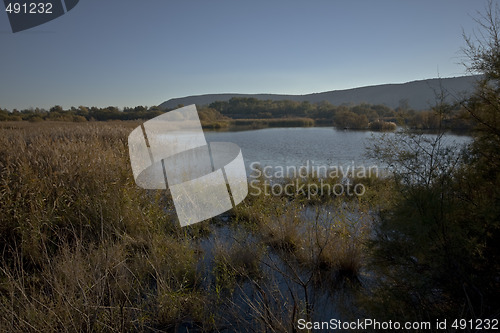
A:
[0,122,211,332]
[0,121,378,332]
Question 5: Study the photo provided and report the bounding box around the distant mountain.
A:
[159,75,481,111]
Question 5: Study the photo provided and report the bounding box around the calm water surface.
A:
[205,127,471,172]
[201,127,471,327]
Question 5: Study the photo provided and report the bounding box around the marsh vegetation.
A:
[1,3,500,332]
[0,108,496,332]
[0,120,379,332]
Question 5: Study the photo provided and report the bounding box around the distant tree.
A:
[50,105,64,113]
[77,106,89,117]
[0,108,9,121]
[334,110,368,129]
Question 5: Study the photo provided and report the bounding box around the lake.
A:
[201,127,472,329]
[205,127,472,174]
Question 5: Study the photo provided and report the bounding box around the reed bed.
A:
[0,121,374,332]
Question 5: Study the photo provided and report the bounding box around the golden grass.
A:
[0,122,211,332]
[0,121,378,331]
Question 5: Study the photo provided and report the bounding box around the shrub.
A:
[368,120,397,131]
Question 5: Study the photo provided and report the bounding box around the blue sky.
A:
[0,0,489,110]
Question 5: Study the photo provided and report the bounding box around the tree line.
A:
[209,97,475,130]
[0,105,165,122]
[1,97,476,131]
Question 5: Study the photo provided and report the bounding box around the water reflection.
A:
[205,127,471,172]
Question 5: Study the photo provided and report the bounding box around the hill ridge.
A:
[160,75,480,110]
